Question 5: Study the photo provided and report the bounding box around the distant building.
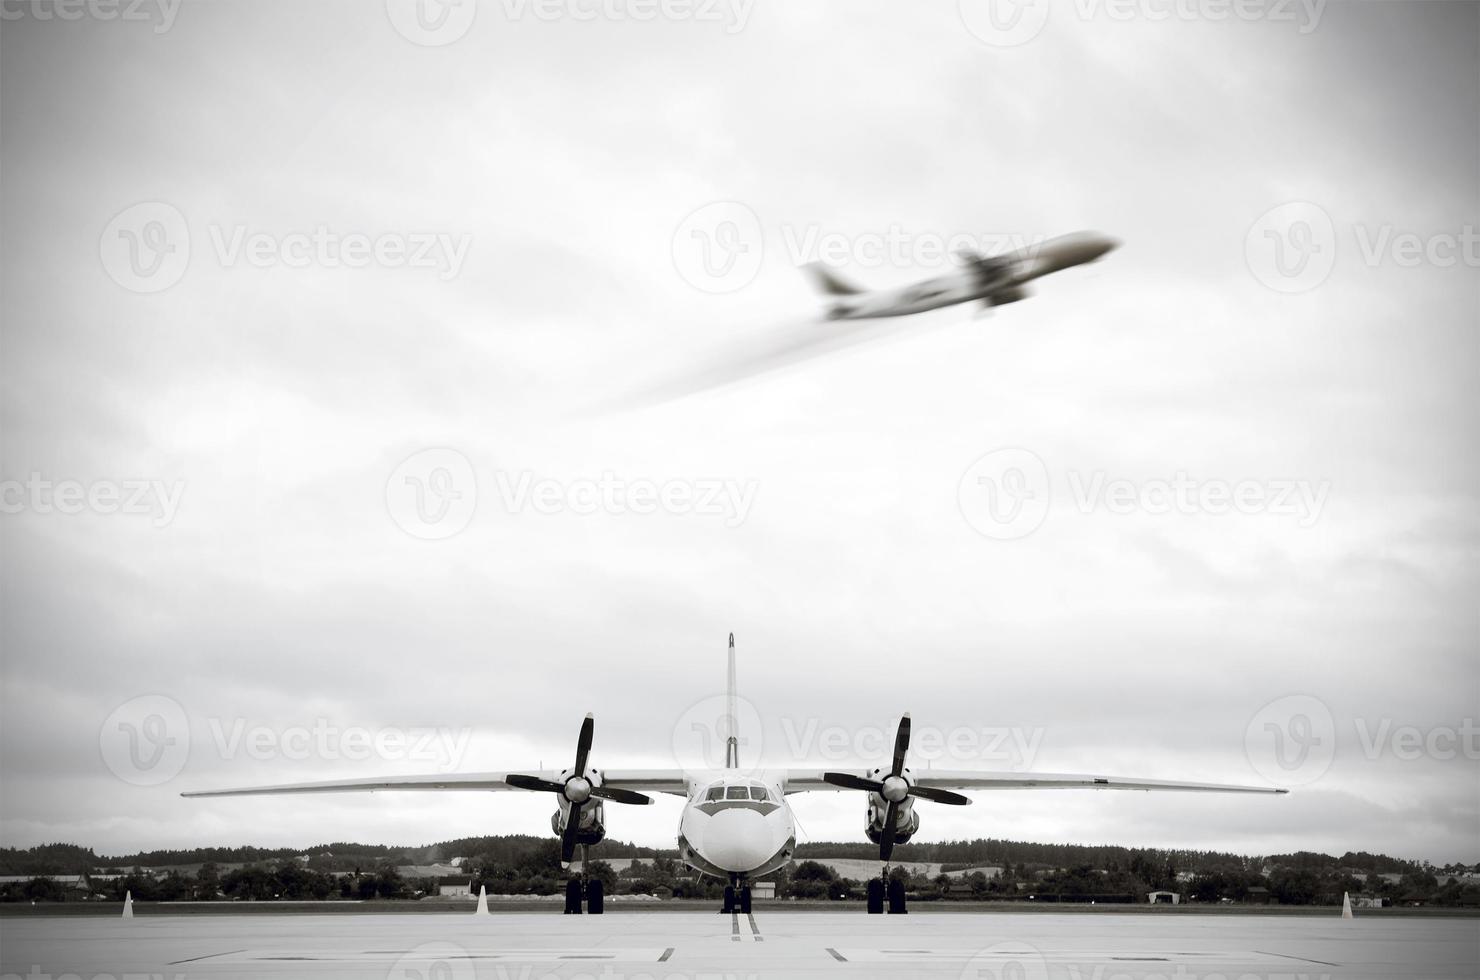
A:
[438,878,473,898]
[1245,887,1271,905]
[751,882,775,900]
[1147,891,1180,905]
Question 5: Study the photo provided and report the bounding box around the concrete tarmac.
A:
[2,909,1476,979]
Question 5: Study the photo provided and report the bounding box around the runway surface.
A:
[3,909,1476,979]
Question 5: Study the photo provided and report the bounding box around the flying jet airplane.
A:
[184,632,1283,916]
[599,231,1120,410]
[802,230,1120,319]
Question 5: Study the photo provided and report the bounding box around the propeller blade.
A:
[573,713,594,776]
[890,713,911,778]
[822,772,885,793]
[505,774,565,794]
[560,801,583,867]
[909,785,972,806]
[879,798,900,862]
[589,785,654,806]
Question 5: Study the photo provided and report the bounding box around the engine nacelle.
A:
[549,767,608,847]
[863,796,919,847]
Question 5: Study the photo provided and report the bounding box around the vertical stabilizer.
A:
[725,632,739,769]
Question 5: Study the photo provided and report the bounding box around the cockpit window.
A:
[725,785,749,800]
[705,785,724,801]
[748,786,768,801]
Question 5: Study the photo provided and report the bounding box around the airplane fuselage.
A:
[822,231,1119,320]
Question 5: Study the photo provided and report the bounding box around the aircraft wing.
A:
[181,769,692,799]
[781,769,1287,795]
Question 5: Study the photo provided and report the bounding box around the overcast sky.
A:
[1,0,1476,866]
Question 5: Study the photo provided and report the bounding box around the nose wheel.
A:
[721,876,752,914]
[562,844,605,915]
[867,865,907,914]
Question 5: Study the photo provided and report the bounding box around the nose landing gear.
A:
[721,875,752,915]
[866,865,907,914]
[563,844,605,915]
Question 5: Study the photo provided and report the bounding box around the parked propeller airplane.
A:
[802,230,1120,319]
[184,632,1284,915]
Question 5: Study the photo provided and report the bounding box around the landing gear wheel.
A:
[887,877,907,914]
[866,878,885,914]
[587,878,604,915]
[722,885,736,914]
[739,886,752,915]
[564,878,582,914]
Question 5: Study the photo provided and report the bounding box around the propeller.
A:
[821,712,970,862]
[505,713,653,867]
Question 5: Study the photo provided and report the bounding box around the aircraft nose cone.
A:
[694,808,774,873]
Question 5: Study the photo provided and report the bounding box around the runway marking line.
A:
[1254,949,1342,967]
[826,948,848,962]
[746,912,764,942]
[730,911,740,941]
[658,948,674,962]
[166,949,245,965]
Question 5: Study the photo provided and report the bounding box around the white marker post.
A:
[475,885,489,916]
[122,890,133,919]
[1341,891,1354,919]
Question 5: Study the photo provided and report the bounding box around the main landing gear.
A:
[721,875,753,915]
[866,865,907,915]
[563,844,605,915]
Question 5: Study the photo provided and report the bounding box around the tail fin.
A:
[725,632,739,769]
[800,261,864,296]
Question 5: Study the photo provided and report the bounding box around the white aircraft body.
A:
[803,231,1119,319]
[185,633,1284,915]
